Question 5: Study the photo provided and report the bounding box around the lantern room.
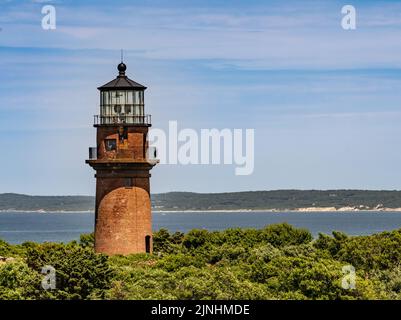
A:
[95,62,151,126]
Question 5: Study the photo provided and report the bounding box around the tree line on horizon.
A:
[1,190,401,211]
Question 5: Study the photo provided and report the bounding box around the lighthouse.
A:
[86,61,158,255]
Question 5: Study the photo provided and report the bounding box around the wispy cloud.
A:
[2,0,401,193]
[1,1,401,69]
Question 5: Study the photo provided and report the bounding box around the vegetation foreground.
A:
[1,223,401,300]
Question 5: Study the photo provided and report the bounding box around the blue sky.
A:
[1,0,401,195]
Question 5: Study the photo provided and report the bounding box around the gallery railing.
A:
[88,146,158,163]
[94,114,151,125]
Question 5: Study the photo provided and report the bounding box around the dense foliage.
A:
[2,190,401,211]
[1,223,401,299]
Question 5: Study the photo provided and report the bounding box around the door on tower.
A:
[145,235,151,253]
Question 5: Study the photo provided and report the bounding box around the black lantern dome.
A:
[98,62,147,90]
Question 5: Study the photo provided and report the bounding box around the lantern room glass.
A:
[100,90,145,124]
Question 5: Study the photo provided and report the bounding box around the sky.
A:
[1,0,401,195]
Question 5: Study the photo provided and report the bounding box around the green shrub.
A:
[259,223,313,247]
[153,229,184,254]
[182,229,209,249]
[79,233,94,248]
[1,224,400,300]
[0,259,41,300]
[26,243,113,299]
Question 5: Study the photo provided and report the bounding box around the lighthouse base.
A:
[94,179,152,255]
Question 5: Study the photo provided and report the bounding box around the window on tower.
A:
[125,105,132,114]
[113,105,122,114]
[124,178,132,188]
[105,139,117,151]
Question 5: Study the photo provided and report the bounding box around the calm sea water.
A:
[1,211,401,244]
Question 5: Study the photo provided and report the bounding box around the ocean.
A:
[1,211,401,244]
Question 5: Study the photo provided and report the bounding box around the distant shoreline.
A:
[3,190,401,214]
[0,210,93,213]
[2,207,401,214]
[157,207,401,213]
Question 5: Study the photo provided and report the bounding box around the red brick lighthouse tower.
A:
[86,61,157,255]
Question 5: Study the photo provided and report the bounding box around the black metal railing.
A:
[87,146,158,163]
[94,114,151,125]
